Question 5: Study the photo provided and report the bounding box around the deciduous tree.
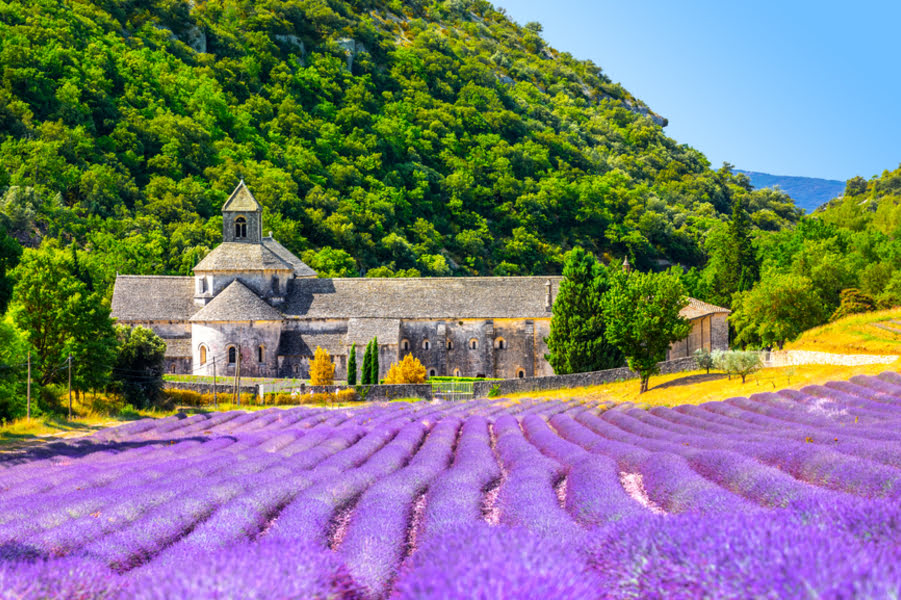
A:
[111,325,166,408]
[310,346,335,386]
[384,354,427,384]
[731,273,827,348]
[601,268,692,393]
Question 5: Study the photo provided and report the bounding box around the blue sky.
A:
[497,0,901,181]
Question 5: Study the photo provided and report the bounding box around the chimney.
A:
[545,279,553,310]
[622,257,632,273]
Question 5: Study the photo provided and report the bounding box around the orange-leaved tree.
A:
[309,346,335,386]
[383,354,427,384]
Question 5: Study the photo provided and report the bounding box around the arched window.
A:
[446,340,454,350]
[495,338,506,350]
[227,346,237,364]
[517,369,526,379]
[428,368,436,377]
[453,368,461,377]
[235,216,247,239]
[422,339,430,350]
[402,339,410,351]
[199,345,207,366]
[257,345,264,363]
[469,338,479,350]
[271,275,279,293]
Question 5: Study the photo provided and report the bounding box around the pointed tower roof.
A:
[222,180,262,212]
[190,280,282,322]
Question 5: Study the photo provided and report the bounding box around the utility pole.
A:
[26,352,30,421]
[212,357,218,408]
[67,354,72,420]
[236,346,242,406]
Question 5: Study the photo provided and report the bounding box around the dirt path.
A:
[0,421,119,455]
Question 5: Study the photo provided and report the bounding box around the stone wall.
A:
[164,381,259,396]
[762,350,898,368]
[471,357,698,398]
[165,381,432,403]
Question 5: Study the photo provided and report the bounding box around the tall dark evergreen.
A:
[370,338,380,384]
[545,248,623,374]
[361,341,373,385]
[719,199,760,302]
[347,343,357,386]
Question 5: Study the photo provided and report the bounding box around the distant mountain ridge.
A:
[738,171,844,212]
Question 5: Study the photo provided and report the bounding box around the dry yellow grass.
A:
[786,308,901,355]
[505,361,900,408]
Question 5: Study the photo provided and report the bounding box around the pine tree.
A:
[370,337,379,384]
[361,340,372,385]
[346,342,357,385]
[545,248,623,374]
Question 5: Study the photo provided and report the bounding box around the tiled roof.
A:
[261,237,317,277]
[163,338,192,358]
[680,297,731,320]
[284,277,560,319]
[193,242,295,273]
[346,318,400,345]
[277,331,346,356]
[222,180,262,212]
[111,276,197,322]
[190,280,282,322]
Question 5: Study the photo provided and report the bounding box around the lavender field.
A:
[4,374,901,599]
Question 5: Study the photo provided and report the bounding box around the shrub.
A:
[384,354,427,384]
[309,346,335,386]
[336,389,359,403]
[830,288,876,322]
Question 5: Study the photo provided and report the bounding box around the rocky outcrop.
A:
[336,38,365,71]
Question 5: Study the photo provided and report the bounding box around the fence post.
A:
[67,354,72,420]
[26,352,30,421]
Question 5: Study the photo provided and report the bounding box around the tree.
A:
[730,273,827,348]
[111,325,165,408]
[310,346,335,386]
[601,268,692,393]
[845,175,868,197]
[384,354,427,384]
[370,337,380,384]
[830,288,876,322]
[693,348,714,374]
[545,248,623,374]
[0,227,21,315]
[712,350,762,383]
[361,340,373,385]
[716,198,759,303]
[0,316,30,420]
[9,247,116,391]
[346,342,357,385]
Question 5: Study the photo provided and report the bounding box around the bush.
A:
[310,346,335,386]
[830,288,876,322]
[336,389,359,403]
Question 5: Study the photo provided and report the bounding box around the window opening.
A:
[199,345,207,365]
[228,346,236,364]
[235,216,247,238]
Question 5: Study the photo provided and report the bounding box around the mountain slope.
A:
[0,0,800,294]
[738,170,844,212]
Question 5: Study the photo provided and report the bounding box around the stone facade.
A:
[110,182,731,381]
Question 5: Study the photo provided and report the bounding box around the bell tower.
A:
[222,180,262,244]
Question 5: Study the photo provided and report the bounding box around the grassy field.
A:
[786,308,901,355]
[505,360,901,407]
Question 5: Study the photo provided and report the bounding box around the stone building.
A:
[111,182,730,381]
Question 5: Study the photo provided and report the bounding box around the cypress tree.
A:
[370,337,379,384]
[346,342,357,385]
[722,199,759,296]
[361,340,372,385]
[545,247,623,374]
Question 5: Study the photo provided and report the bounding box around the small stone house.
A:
[111,182,730,380]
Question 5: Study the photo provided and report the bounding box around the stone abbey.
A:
[111,182,729,381]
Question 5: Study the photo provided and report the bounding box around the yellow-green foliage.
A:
[786,308,901,355]
[310,346,335,386]
[164,389,255,406]
[384,354,427,384]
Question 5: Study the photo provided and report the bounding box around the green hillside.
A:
[0,0,800,296]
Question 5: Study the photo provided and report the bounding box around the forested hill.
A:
[0,0,800,296]
[737,170,844,213]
